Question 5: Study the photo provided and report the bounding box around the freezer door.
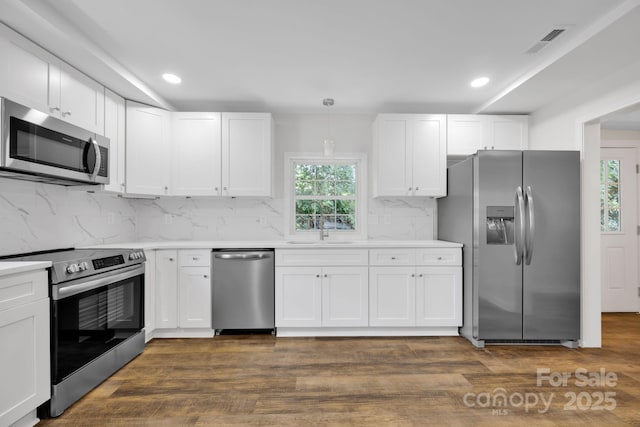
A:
[522,151,580,340]
[475,151,523,340]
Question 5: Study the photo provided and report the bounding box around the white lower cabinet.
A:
[275,266,368,328]
[275,247,461,336]
[154,249,213,337]
[369,249,462,328]
[143,250,156,341]
[415,266,462,326]
[0,269,50,427]
[369,266,416,326]
[275,249,369,330]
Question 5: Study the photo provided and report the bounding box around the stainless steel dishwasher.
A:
[211,249,275,333]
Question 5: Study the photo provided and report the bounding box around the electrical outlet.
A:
[383,215,392,225]
[164,213,172,225]
[259,216,267,226]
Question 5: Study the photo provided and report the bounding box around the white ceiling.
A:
[2,0,640,120]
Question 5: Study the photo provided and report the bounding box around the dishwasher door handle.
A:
[214,252,271,260]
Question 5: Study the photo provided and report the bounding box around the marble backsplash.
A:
[1,178,437,256]
[0,179,136,256]
[134,196,436,242]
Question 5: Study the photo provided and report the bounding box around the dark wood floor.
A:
[39,314,640,426]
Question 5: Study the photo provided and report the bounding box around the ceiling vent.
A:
[525,28,567,54]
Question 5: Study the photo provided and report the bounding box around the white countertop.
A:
[0,261,51,277]
[83,240,462,250]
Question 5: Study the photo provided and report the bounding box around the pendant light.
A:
[323,98,334,157]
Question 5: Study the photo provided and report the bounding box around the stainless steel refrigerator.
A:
[438,150,580,347]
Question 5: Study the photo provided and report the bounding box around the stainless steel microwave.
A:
[0,97,109,185]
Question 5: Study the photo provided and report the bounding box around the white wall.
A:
[0,179,135,256]
[529,58,640,347]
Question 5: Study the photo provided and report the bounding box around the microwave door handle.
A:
[89,138,101,180]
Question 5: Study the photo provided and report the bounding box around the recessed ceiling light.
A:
[162,73,182,84]
[470,77,490,88]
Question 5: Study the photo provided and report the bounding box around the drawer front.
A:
[369,249,416,266]
[275,249,368,266]
[179,250,211,267]
[0,270,48,311]
[415,248,461,266]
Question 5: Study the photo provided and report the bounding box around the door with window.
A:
[600,147,639,312]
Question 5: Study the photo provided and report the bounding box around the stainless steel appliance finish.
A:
[1,97,109,185]
[2,248,146,417]
[212,249,275,332]
[438,150,580,347]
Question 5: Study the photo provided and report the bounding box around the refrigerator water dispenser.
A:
[486,206,514,245]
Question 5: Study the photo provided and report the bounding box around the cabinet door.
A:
[411,115,447,197]
[103,89,126,193]
[415,267,462,326]
[0,38,52,115]
[58,65,105,134]
[275,267,322,327]
[144,250,156,341]
[178,267,211,328]
[487,115,528,150]
[0,298,50,427]
[446,114,487,156]
[221,113,272,197]
[373,115,410,197]
[126,101,171,195]
[321,266,368,327]
[155,250,178,329]
[369,266,415,326]
[171,112,222,196]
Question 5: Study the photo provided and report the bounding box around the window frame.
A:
[284,152,367,241]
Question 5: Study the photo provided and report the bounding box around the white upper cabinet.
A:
[103,89,126,193]
[126,101,172,196]
[0,27,104,134]
[373,114,447,198]
[171,112,222,196]
[447,114,528,156]
[221,113,273,197]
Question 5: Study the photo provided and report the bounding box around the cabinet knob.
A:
[408,187,412,191]
[391,256,396,260]
[415,187,419,191]
[169,258,174,261]
[50,106,61,112]
[193,257,199,261]
[164,186,169,190]
[204,275,208,278]
[223,186,228,191]
[316,274,320,278]
[437,256,443,260]
[419,274,424,278]
[411,274,415,278]
[62,111,72,117]
[324,274,328,278]
[214,187,219,191]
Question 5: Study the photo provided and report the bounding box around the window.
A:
[285,154,366,240]
[600,159,621,232]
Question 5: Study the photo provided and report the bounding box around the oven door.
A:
[50,265,144,384]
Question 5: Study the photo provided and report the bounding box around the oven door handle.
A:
[53,264,145,300]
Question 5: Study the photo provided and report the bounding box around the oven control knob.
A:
[78,262,89,271]
[66,264,80,274]
[129,252,139,260]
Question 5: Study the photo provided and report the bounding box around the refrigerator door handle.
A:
[524,186,535,265]
[514,186,525,265]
